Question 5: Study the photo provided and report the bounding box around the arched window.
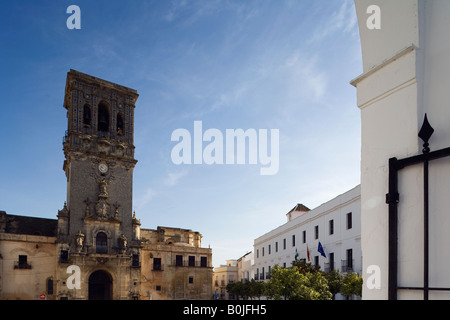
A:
[83,104,91,125]
[116,113,124,135]
[96,232,108,254]
[98,102,110,133]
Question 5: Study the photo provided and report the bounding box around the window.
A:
[315,226,319,239]
[346,212,353,229]
[98,102,110,132]
[132,254,140,267]
[256,249,259,258]
[83,104,91,125]
[200,256,207,267]
[15,255,31,269]
[347,249,353,269]
[175,255,183,266]
[283,238,286,250]
[188,256,195,267]
[156,285,161,291]
[314,256,319,267]
[188,276,194,284]
[116,113,124,135]
[329,219,334,235]
[262,247,264,256]
[153,258,162,271]
[47,278,54,295]
[60,250,69,263]
[275,241,278,253]
[329,252,335,271]
[302,230,306,243]
[96,232,108,253]
[292,235,295,247]
[268,244,271,255]
[342,249,353,273]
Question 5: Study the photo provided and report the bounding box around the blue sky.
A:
[0,0,362,267]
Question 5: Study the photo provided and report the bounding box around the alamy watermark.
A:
[66,264,81,289]
[170,121,279,175]
[66,5,81,30]
[366,5,381,30]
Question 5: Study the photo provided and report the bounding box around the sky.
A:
[0,0,362,267]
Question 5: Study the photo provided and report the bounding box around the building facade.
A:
[212,259,238,300]
[237,251,254,283]
[253,186,361,292]
[0,70,212,300]
[352,0,450,299]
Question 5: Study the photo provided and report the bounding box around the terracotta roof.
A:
[287,203,310,215]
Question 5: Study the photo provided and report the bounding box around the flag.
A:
[318,241,326,258]
[306,245,310,261]
[294,248,299,261]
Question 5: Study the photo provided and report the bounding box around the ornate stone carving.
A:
[94,179,110,220]
[75,230,85,253]
[84,198,92,217]
[118,234,128,254]
[58,202,69,218]
[95,198,110,219]
[113,202,120,220]
[96,257,108,264]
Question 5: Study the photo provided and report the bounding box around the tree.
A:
[264,265,302,300]
[291,260,321,274]
[226,281,245,300]
[341,272,363,299]
[247,279,265,300]
[323,269,343,298]
[265,265,332,300]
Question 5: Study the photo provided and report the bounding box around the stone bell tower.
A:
[56,69,141,299]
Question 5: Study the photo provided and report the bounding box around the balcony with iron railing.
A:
[152,263,164,271]
[324,261,335,273]
[14,261,32,269]
[341,259,354,273]
[173,259,210,268]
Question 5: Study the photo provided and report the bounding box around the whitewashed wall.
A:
[352,0,450,299]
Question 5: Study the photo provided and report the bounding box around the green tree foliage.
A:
[264,265,332,300]
[291,260,321,274]
[341,272,363,298]
[323,269,343,297]
[225,261,363,300]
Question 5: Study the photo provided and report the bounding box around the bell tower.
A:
[57,70,141,299]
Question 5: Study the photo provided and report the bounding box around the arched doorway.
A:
[88,270,112,300]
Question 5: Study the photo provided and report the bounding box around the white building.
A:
[253,185,361,282]
[237,251,254,282]
[352,0,450,299]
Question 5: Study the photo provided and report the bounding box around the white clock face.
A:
[98,163,108,173]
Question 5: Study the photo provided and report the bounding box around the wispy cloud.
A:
[308,0,357,44]
[283,52,328,101]
[164,170,188,187]
[135,187,156,211]
[164,0,187,22]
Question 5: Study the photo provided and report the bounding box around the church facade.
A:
[0,70,213,300]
